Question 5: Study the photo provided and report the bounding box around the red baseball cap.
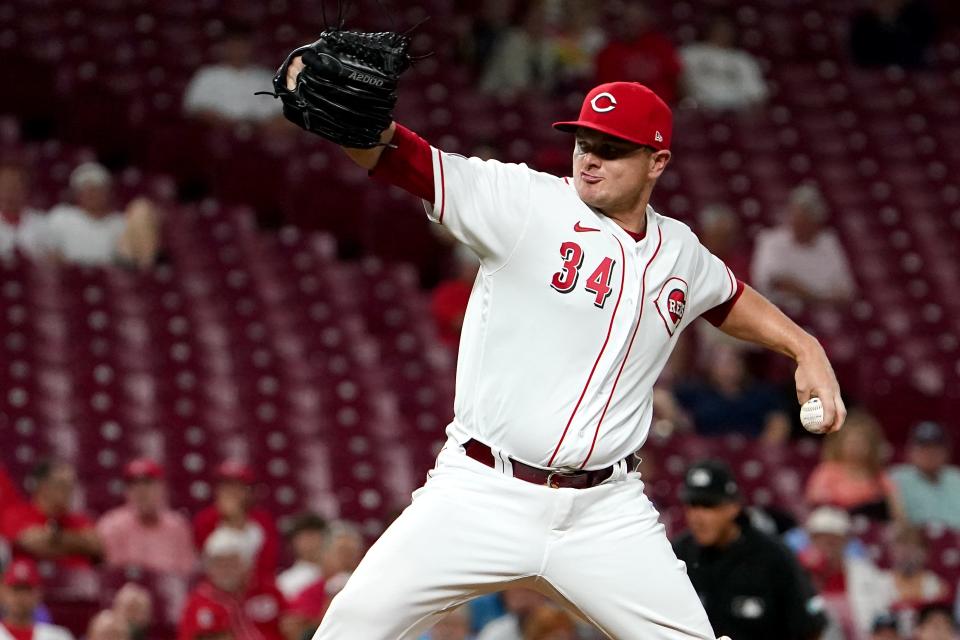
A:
[215,460,255,484]
[123,457,164,481]
[553,82,672,150]
[4,559,41,588]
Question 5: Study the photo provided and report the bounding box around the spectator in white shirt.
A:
[751,184,856,311]
[0,162,52,260]
[680,14,768,112]
[46,162,160,269]
[183,22,279,125]
[277,512,328,600]
[479,4,559,98]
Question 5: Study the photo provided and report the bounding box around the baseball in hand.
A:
[800,397,826,433]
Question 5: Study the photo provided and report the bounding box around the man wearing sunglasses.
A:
[280,60,846,638]
[673,460,828,640]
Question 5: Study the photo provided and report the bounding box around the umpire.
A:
[672,460,828,640]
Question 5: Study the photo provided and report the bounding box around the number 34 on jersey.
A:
[549,241,616,308]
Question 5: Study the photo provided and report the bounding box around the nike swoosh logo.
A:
[574,222,601,233]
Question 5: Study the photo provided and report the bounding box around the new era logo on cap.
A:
[655,131,663,142]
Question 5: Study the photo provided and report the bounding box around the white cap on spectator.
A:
[203,526,255,564]
[69,162,112,190]
[805,506,851,537]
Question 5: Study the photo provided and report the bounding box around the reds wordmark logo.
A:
[654,277,689,336]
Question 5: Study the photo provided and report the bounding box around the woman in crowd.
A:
[805,410,905,520]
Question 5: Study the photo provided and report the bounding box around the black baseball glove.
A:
[264,29,412,148]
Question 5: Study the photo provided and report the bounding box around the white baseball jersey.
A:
[424,150,738,470]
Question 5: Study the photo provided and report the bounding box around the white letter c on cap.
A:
[590,92,617,113]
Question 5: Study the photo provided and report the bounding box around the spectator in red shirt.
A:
[0,558,75,640]
[97,457,197,576]
[177,601,231,640]
[594,4,682,103]
[283,522,364,638]
[193,461,279,589]
[276,512,328,600]
[0,460,102,567]
[179,527,286,640]
[431,245,480,346]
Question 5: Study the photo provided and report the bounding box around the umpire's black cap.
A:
[680,459,742,506]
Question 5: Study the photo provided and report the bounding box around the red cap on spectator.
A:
[4,559,41,588]
[553,82,673,150]
[183,604,231,638]
[123,457,164,481]
[215,460,255,484]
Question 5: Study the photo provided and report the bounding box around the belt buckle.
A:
[545,467,579,489]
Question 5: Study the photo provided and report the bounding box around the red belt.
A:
[464,439,620,489]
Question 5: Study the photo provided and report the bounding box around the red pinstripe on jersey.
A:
[437,149,446,224]
[547,237,627,468]
[579,223,663,469]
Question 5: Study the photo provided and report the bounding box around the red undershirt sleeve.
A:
[368,123,435,203]
[701,279,746,327]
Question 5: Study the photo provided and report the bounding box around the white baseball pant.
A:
[312,439,719,639]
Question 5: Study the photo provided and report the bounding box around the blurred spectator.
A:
[889,422,960,529]
[476,589,545,640]
[0,559,74,640]
[432,245,480,346]
[550,1,607,89]
[751,184,856,311]
[193,460,280,589]
[672,460,828,640]
[805,410,905,520]
[1,460,103,567]
[179,527,286,640]
[680,14,768,111]
[97,458,197,576]
[798,507,886,639]
[284,521,364,635]
[697,204,751,283]
[46,163,160,269]
[869,612,901,640]
[879,524,948,613]
[455,0,516,76]
[521,605,576,640]
[182,22,278,125]
[277,512,328,600]
[912,602,957,640]
[479,2,559,98]
[673,343,790,443]
[799,507,854,596]
[86,610,130,640]
[427,605,472,640]
[849,0,936,68]
[0,162,51,260]
[111,583,153,640]
[594,3,681,103]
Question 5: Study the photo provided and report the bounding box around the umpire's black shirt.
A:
[672,523,827,640]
